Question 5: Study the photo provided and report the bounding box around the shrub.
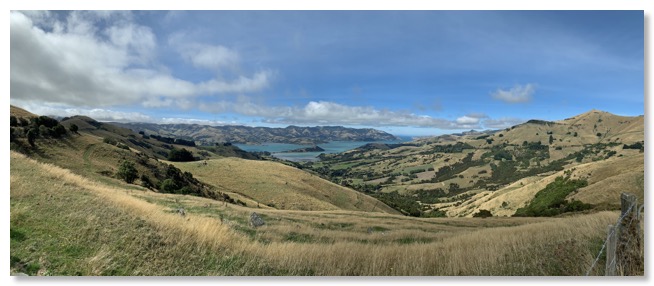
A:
[493,150,512,161]
[160,179,179,193]
[39,125,50,137]
[473,209,493,218]
[10,116,17,127]
[69,124,79,133]
[52,124,67,138]
[33,116,59,128]
[103,137,118,145]
[140,175,153,189]
[116,161,138,184]
[18,117,29,126]
[26,129,37,147]
[116,143,130,150]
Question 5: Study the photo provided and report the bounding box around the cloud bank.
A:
[10,11,272,109]
[200,100,522,130]
[10,11,528,132]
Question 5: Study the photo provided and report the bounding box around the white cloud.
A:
[10,11,272,110]
[11,100,154,122]
[159,118,240,126]
[12,96,525,131]
[491,84,536,103]
[179,44,240,71]
[483,117,526,129]
[456,115,480,125]
[199,99,500,129]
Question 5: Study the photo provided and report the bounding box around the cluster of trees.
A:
[623,141,644,151]
[513,176,591,217]
[371,191,422,217]
[115,159,205,196]
[149,134,196,147]
[10,115,74,147]
[430,142,474,153]
[429,153,482,184]
[167,148,195,162]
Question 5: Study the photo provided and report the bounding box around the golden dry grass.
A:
[436,151,644,217]
[173,157,399,214]
[10,105,37,118]
[11,151,623,275]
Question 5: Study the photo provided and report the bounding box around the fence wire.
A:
[585,202,637,276]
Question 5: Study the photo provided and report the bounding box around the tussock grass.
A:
[11,151,620,275]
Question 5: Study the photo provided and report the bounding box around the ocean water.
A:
[235,137,410,162]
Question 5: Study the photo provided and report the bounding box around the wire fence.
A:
[585,193,643,276]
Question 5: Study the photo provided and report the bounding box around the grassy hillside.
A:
[304,110,644,217]
[8,107,644,276]
[10,105,396,215]
[10,105,37,118]
[11,151,625,275]
[173,158,399,214]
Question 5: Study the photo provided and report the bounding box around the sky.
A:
[9,10,644,136]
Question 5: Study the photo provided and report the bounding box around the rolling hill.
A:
[9,106,643,275]
[305,110,644,217]
[9,105,396,214]
[112,122,400,145]
[173,158,399,213]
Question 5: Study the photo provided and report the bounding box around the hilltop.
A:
[303,110,644,217]
[112,122,400,145]
[9,106,643,275]
[9,105,396,214]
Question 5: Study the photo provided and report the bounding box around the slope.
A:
[10,106,396,215]
[10,105,37,118]
[307,110,644,217]
[436,151,644,217]
[10,151,621,275]
[173,158,400,214]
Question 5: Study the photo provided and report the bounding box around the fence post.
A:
[616,192,641,275]
[621,193,637,217]
[605,224,617,276]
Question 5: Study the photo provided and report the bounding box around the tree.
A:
[168,148,195,162]
[116,161,138,184]
[69,124,79,133]
[10,116,17,127]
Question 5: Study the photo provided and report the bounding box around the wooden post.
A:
[616,192,641,275]
[605,224,617,276]
[621,193,637,217]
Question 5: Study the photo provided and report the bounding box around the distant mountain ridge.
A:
[111,122,400,145]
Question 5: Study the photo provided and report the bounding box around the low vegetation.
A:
[9,107,644,276]
[514,177,592,217]
[10,152,622,275]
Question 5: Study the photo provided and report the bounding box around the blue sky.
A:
[10,10,643,136]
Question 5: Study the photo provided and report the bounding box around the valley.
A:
[9,105,644,276]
